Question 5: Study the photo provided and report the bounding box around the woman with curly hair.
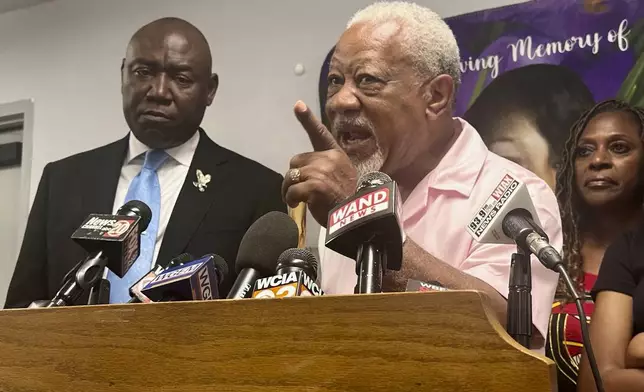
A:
[546,100,644,391]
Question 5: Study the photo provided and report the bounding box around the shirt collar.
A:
[126,130,200,167]
[420,118,488,198]
[403,118,488,219]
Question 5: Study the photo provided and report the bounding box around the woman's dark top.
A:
[592,222,644,336]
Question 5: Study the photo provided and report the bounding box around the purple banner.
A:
[447,0,644,189]
[449,0,644,115]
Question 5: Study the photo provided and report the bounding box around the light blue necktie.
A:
[108,149,169,303]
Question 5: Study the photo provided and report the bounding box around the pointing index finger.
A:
[294,101,340,151]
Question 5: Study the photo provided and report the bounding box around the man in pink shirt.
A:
[281,1,561,349]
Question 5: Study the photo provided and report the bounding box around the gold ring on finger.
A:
[288,168,301,184]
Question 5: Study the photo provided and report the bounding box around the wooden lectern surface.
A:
[0,291,556,392]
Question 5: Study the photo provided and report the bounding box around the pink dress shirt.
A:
[318,118,562,344]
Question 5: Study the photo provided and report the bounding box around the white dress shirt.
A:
[112,131,200,266]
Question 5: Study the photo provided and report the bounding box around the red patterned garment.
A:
[546,273,597,392]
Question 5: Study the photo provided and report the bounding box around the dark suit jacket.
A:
[5,129,286,308]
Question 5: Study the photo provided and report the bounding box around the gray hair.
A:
[347,1,461,89]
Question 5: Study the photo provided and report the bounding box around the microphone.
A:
[252,248,323,298]
[465,173,604,392]
[466,173,547,246]
[500,203,604,391]
[325,172,404,294]
[45,200,151,307]
[226,211,299,299]
[47,251,108,307]
[466,174,546,348]
[405,279,448,292]
[128,253,193,303]
[71,200,152,278]
[30,261,89,307]
[501,211,562,270]
[141,254,228,301]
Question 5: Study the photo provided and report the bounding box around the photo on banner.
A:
[318,0,644,191]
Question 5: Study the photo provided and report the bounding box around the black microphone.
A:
[71,200,152,278]
[128,253,193,303]
[226,211,299,299]
[35,257,88,307]
[46,200,151,307]
[141,254,228,301]
[252,248,323,298]
[47,251,108,307]
[502,209,604,392]
[325,172,404,294]
[276,248,318,278]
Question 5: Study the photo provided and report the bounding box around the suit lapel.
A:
[157,129,231,263]
[81,135,129,215]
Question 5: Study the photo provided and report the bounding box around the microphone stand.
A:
[507,245,532,349]
[87,267,111,305]
[355,241,385,294]
[48,252,107,307]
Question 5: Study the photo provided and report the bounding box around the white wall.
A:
[0,136,22,306]
[0,0,526,248]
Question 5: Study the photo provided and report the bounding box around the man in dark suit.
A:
[4,17,285,308]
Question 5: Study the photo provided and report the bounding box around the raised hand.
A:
[282,101,357,227]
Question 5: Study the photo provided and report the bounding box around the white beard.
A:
[352,148,385,180]
[332,115,384,179]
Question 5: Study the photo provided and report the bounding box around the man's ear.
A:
[120,58,126,93]
[421,74,454,121]
[207,73,219,106]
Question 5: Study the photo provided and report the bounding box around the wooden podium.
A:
[0,291,556,391]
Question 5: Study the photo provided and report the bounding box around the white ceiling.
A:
[0,0,55,14]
